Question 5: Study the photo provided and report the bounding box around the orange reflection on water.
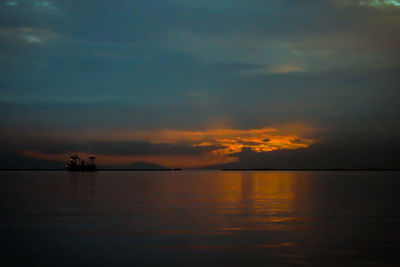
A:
[124,171,310,234]
[207,171,309,232]
[151,242,297,250]
[64,171,312,247]
[256,242,297,248]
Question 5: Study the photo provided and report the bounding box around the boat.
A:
[65,155,97,172]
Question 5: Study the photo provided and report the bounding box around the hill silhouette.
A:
[0,154,61,169]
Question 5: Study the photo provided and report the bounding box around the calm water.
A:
[1,171,400,266]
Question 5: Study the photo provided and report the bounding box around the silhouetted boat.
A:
[66,155,97,172]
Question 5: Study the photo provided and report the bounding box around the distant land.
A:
[0,154,172,170]
[220,168,400,171]
[104,161,169,170]
[0,153,399,171]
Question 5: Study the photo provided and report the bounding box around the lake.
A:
[1,171,399,266]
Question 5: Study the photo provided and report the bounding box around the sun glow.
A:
[79,124,317,156]
[18,124,318,168]
[190,128,314,155]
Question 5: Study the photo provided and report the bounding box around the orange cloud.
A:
[77,125,315,153]
[190,129,314,155]
[19,124,318,168]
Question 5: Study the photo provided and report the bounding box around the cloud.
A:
[229,134,400,169]
[0,0,399,170]
[0,26,58,45]
[22,34,41,43]
[359,0,400,7]
[3,0,65,15]
[48,126,317,155]
[266,65,307,75]
[1,124,318,168]
[241,64,307,75]
[160,1,400,74]
[6,1,18,6]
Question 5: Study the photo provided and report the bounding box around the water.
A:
[1,171,399,266]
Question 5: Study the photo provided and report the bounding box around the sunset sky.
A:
[1,0,399,168]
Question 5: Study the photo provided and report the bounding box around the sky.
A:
[0,0,399,169]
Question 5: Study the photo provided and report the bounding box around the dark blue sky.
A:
[1,0,399,168]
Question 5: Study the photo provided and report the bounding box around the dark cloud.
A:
[0,134,224,157]
[237,141,261,146]
[69,141,223,156]
[211,134,400,169]
[0,0,399,168]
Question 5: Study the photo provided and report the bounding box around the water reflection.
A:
[211,171,308,232]
[1,171,399,265]
[241,171,255,203]
[80,171,311,235]
[67,173,96,207]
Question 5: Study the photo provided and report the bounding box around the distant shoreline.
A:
[220,168,400,171]
[0,168,182,171]
[0,168,399,172]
